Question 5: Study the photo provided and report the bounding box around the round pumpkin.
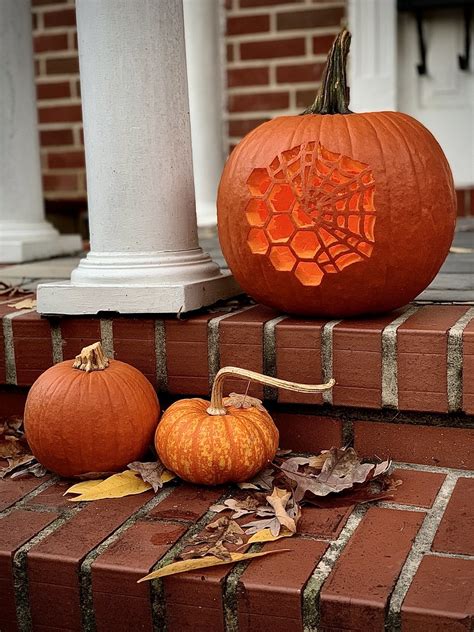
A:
[155,366,334,485]
[217,30,456,317]
[24,342,160,477]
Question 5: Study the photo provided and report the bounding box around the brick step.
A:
[1,464,473,631]
[1,300,474,415]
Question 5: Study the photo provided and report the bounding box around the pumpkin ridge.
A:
[234,408,268,474]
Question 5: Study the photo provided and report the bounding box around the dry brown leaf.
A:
[242,486,300,537]
[137,549,289,583]
[210,496,261,519]
[10,462,47,479]
[0,417,23,436]
[237,467,275,491]
[266,487,298,534]
[67,470,151,501]
[128,460,176,492]
[180,516,245,561]
[223,393,267,411]
[0,454,36,479]
[0,435,28,459]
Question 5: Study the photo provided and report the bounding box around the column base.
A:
[36,271,240,315]
[0,234,82,264]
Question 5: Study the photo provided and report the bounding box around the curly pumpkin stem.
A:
[73,341,109,372]
[207,366,335,416]
[303,27,352,115]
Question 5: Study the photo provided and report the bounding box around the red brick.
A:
[227,66,269,88]
[0,476,51,512]
[12,312,54,386]
[228,91,289,112]
[397,306,470,413]
[0,509,59,630]
[240,38,305,60]
[277,7,344,30]
[165,603,225,632]
[274,412,342,454]
[148,484,222,522]
[354,421,474,470]
[228,118,269,137]
[38,104,82,124]
[390,468,445,508]
[238,538,327,624]
[0,387,29,417]
[456,189,467,216]
[27,493,153,629]
[432,478,474,555]
[402,556,474,631]
[227,14,270,35]
[45,56,79,75]
[92,520,187,631]
[314,35,337,57]
[165,312,218,395]
[276,318,326,404]
[321,507,424,630]
[109,318,156,385]
[276,62,324,83]
[39,128,74,146]
[43,8,76,28]
[220,305,278,398]
[227,43,234,62]
[48,150,85,169]
[299,504,353,539]
[43,173,78,191]
[462,318,474,414]
[59,317,101,358]
[333,313,403,409]
[34,33,68,54]
[26,480,73,510]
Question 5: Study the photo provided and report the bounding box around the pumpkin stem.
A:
[303,28,352,115]
[207,366,335,416]
[73,341,109,372]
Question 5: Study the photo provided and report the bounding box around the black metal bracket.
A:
[415,10,428,75]
[458,6,472,70]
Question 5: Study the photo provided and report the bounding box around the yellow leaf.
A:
[68,471,151,501]
[7,298,37,310]
[161,470,176,484]
[137,549,289,583]
[247,528,293,544]
[64,479,104,496]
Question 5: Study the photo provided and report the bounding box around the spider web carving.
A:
[245,142,376,286]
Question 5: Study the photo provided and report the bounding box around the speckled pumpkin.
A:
[24,342,160,478]
[155,366,334,485]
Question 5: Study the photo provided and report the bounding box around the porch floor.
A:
[1,219,473,304]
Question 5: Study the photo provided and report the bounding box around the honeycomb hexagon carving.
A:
[245,142,376,286]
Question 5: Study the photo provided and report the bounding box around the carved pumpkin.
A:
[24,342,160,477]
[217,30,456,317]
[155,366,334,485]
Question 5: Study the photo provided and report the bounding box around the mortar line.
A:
[263,315,287,400]
[13,505,83,632]
[154,319,168,393]
[149,491,230,632]
[381,306,419,409]
[207,305,256,388]
[50,319,64,364]
[224,543,264,632]
[79,485,177,632]
[99,318,114,358]
[427,550,474,561]
[386,472,460,632]
[321,320,341,405]
[393,461,474,477]
[446,307,474,412]
[0,477,58,519]
[2,309,32,384]
[302,504,368,631]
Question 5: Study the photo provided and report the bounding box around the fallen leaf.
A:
[128,460,176,492]
[137,549,289,582]
[7,298,37,310]
[10,462,47,479]
[242,487,300,537]
[67,470,151,501]
[223,393,267,411]
[0,435,28,459]
[180,516,246,561]
[237,467,275,491]
[210,496,261,519]
[0,417,23,436]
[64,479,104,495]
[0,454,36,478]
[247,527,293,544]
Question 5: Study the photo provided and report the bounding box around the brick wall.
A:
[32,0,85,202]
[225,0,346,152]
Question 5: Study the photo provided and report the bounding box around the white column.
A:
[37,0,237,315]
[0,0,81,264]
[348,0,397,112]
[184,0,225,227]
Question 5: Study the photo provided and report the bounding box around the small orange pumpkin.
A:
[217,30,456,317]
[24,342,160,477]
[155,366,334,485]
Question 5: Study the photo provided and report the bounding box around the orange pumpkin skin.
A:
[155,398,279,485]
[217,111,456,317]
[24,359,160,477]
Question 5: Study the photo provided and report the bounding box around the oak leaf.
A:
[128,460,176,492]
[210,496,261,519]
[223,393,267,411]
[237,467,275,491]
